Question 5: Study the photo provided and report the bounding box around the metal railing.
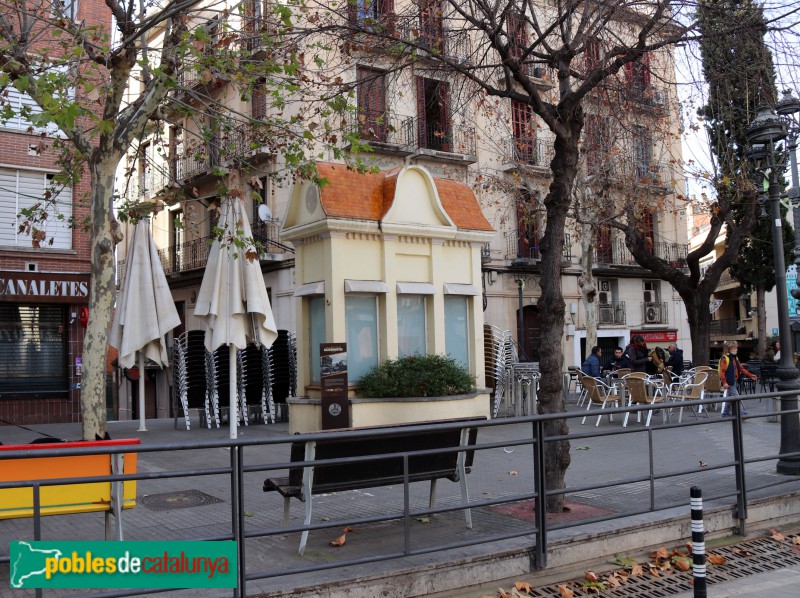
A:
[598,301,626,325]
[345,109,416,150]
[2,391,799,596]
[502,136,554,168]
[504,231,574,263]
[157,236,212,275]
[642,301,668,324]
[711,317,741,335]
[417,120,476,156]
[607,238,688,267]
[396,18,472,63]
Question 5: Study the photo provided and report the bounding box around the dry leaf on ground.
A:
[584,571,600,582]
[508,470,518,476]
[329,533,346,547]
[770,529,787,542]
[557,584,574,598]
[514,581,532,593]
[630,564,644,576]
[651,546,670,560]
[707,553,727,565]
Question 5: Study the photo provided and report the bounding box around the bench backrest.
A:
[287,419,481,488]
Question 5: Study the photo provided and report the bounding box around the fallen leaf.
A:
[575,446,590,450]
[605,574,622,588]
[630,564,644,576]
[673,555,692,571]
[793,536,800,546]
[732,547,753,556]
[497,588,511,598]
[584,571,600,582]
[416,517,431,523]
[342,526,353,533]
[647,565,660,577]
[509,470,518,476]
[514,580,532,593]
[613,555,638,568]
[329,533,346,547]
[650,547,670,560]
[707,553,726,565]
[770,529,787,542]
[557,584,574,598]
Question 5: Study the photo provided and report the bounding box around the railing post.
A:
[532,418,547,569]
[731,400,748,536]
[690,486,707,598]
[231,444,246,597]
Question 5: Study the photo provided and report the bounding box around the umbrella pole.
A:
[230,344,238,439]
[138,353,148,432]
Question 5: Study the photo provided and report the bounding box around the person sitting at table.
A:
[605,347,632,377]
[582,346,603,378]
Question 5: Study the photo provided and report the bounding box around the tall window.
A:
[357,67,388,142]
[0,169,72,249]
[511,99,536,164]
[0,305,68,397]
[584,115,610,175]
[309,296,326,384]
[346,295,379,382]
[350,0,394,24]
[633,125,653,178]
[585,38,601,73]
[397,295,426,357]
[626,52,651,97]
[416,77,450,151]
[506,11,527,63]
[595,223,612,263]
[516,189,539,259]
[444,296,469,368]
[419,0,444,51]
[639,209,655,254]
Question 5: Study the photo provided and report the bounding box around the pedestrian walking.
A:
[719,340,758,417]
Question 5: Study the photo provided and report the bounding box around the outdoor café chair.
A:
[623,374,667,427]
[666,371,708,423]
[580,376,620,427]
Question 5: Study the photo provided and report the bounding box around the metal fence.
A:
[2,391,800,597]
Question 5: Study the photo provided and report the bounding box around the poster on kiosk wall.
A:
[320,343,349,429]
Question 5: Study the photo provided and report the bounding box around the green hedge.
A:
[355,354,475,398]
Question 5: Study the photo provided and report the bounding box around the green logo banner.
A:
[10,541,237,588]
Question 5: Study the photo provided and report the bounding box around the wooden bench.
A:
[263,418,482,554]
[0,438,139,540]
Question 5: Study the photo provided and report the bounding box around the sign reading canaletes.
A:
[0,271,90,304]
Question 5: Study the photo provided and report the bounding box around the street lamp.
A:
[746,104,800,475]
[777,91,800,293]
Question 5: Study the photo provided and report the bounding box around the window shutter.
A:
[416,77,427,148]
[437,80,451,152]
[643,52,651,87]
[624,61,634,86]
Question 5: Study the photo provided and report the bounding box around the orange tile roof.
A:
[315,162,493,232]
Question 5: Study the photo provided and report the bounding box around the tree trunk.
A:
[538,133,579,513]
[684,290,711,368]
[81,158,123,441]
[757,286,767,358]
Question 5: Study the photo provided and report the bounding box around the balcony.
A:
[414,120,476,163]
[642,301,668,325]
[396,18,472,64]
[252,218,294,258]
[345,109,415,155]
[710,318,741,336]
[504,231,573,264]
[624,88,668,113]
[242,0,275,55]
[599,302,626,325]
[500,136,554,172]
[595,239,688,269]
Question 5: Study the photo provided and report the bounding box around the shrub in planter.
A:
[356,354,475,398]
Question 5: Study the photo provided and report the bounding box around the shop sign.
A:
[0,271,90,304]
[320,342,349,430]
[630,330,678,343]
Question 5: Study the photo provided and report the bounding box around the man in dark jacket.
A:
[624,334,652,373]
[582,346,603,378]
[665,343,684,376]
[606,346,632,375]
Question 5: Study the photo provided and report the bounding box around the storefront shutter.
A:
[0,304,68,397]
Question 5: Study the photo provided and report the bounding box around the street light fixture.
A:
[777,91,800,293]
[746,103,800,475]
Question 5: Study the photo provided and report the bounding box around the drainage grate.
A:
[525,533,800,597]
[139,489,224,511]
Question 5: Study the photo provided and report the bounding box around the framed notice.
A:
[320,343,349,429]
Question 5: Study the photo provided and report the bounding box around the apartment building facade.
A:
[0,0,112,425]
[116,1,691,421]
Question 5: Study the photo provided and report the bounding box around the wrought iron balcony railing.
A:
[395,19,472,63]
[502,136,554,168]
[599,301,626,325]
[346,109,415,149]
[416,120,476,156]
[710,318,741,336]
[599,239,687,268]
[642,301,668,325]
[504,231,573,263]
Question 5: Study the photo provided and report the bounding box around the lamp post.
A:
[747,104,800,475]
[778,91,800,298]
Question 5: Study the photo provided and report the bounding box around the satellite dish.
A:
[257,203,272,222]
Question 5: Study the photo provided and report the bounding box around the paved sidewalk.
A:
[1,393,799,597]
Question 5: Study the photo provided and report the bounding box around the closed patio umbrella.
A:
[109,219,181,431]
[195,196,278,438]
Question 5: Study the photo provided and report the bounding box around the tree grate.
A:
[526,533,800,597]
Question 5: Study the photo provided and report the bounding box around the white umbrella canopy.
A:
[195,196,278,438]
[109,219,181,431]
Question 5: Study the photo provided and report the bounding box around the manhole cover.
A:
[139,489,224,511]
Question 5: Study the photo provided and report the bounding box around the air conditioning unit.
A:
[645,305,659,323]
[599,305,613,324]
